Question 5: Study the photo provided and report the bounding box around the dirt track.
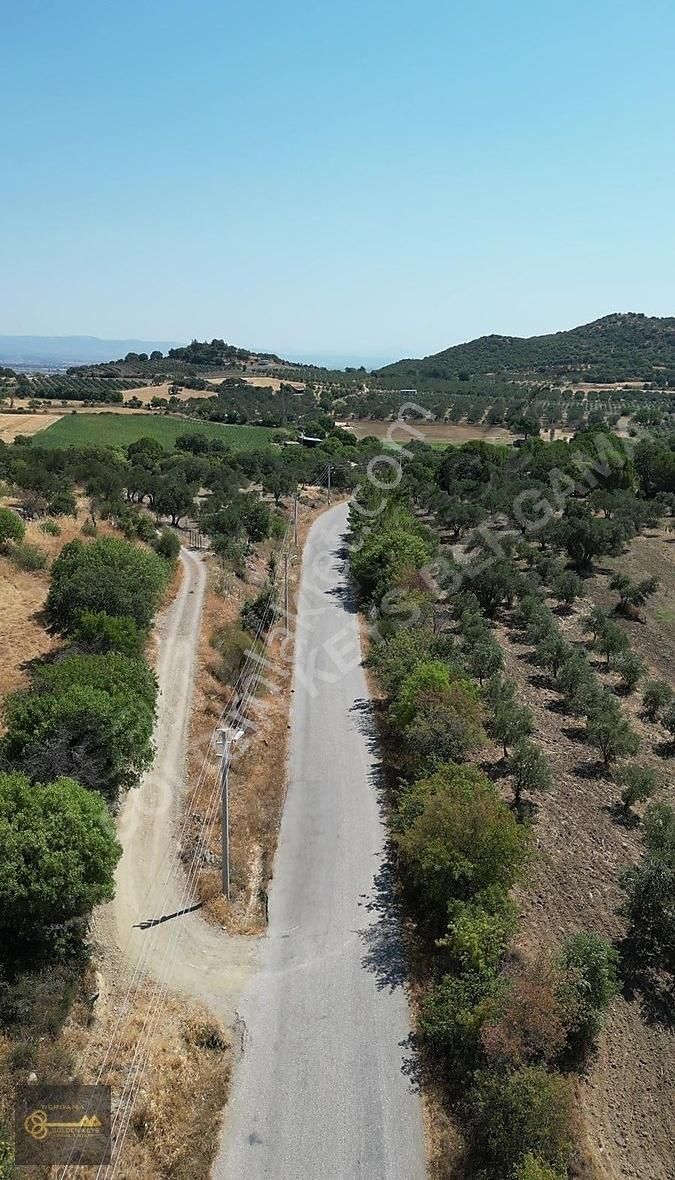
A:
[97,547,255,1020]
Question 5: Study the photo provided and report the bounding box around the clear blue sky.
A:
[2,0,675,362]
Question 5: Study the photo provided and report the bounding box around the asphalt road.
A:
[215,502,426,1180]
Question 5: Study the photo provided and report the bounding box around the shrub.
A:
[439,892,517,976]
[420,970,500,1077]
[514,1155,566,1180]
[660,701,675,743]
[534,632,571,679]
[480,953,575,1069]
[467,1066,574,1175]
[240,582,278,636]
[9,541,48,571]
[594,618,629,667]
[47,489,78,517]
[152,527,181,562]
[560,932,619,1050]
[0,506,24,547]
[39,520,61,536]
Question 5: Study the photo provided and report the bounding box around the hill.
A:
[70,337,300,379]
[377,313,675,385]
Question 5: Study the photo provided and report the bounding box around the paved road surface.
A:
[215,503,426,1180]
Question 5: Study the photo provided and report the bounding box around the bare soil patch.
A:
[583,527,675,687]
[489,578,675,1180]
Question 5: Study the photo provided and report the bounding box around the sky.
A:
[2,0,675,363]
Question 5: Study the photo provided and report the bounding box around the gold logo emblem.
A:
[24,1109,102,1141]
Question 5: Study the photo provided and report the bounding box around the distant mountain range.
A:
[377,314,675,385]
[0,335,182,369]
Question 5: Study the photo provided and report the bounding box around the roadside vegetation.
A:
[349,425,674,1178]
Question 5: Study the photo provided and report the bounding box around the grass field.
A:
[37,413,277,451]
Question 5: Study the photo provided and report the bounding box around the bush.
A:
[560,932,619,1050]
[467,1065,574,1175]
[514,1155,566,1180]
[46,536,170,633]
[9,541,48,571]
[240,582,278,636]
[439,891,517,975]
[212,624,262,684]
[420,970,500,1077]
[152,527,181,563]
[0,772,121,937]
[47,489,78,517]
[0,506,25,547]
[39,519,61,536]
[480,953,575,1069]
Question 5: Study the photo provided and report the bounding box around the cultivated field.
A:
[344,419,518,446]
[0,412,64,442]
[37,413,277,451]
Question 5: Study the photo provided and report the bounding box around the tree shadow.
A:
[605,801,640,830]
[618,936,675,1029]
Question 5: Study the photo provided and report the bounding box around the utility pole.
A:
[293,493,298,546]
[218,726,243,899]
[283,551,290,630]
[327,464,332,505]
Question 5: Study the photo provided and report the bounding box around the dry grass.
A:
[0,506,119,701]
[183,491,337,933]
[0,412,64,441]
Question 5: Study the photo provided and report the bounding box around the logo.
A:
[15,1084,111,1165]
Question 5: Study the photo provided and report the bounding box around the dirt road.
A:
[100,547,255,1020]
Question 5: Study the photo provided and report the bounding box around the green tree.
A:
[396,763,531,932]
[2,653,157,800]
[467,1066,574,1175]
[510,738,552,809]
[46,537,170,633]
[467,639,504,685]
[586,691,640,767]
[0,772,121,937]
[610,573,659,617]
[420,969,501,1076]
[642,678,673,722]
[491,696,534,757]
[595,617,629,667]
[534,632,571,679]
[616,763,660,814]
[74,610,144,657]
[152,527,181,563]
[551,570,583,607]
[613,649,646,694]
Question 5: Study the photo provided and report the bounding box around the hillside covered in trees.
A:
[378,313,675,385]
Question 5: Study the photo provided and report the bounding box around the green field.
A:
[36,413,277,451]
